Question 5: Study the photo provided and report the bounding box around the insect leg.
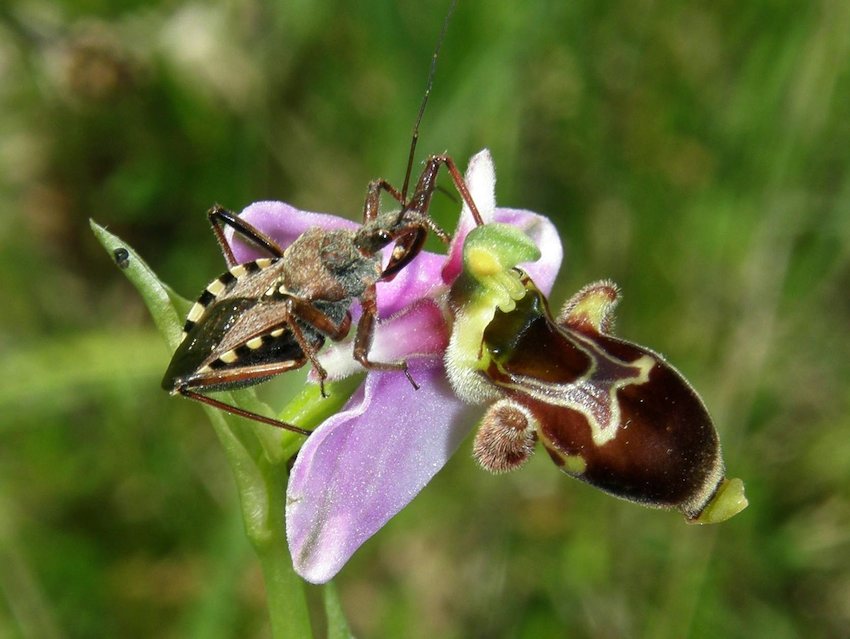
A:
[352,285,419,389]
[174,357,319,435]
[361,179,430,281]
[380,228,429,281]
[380,155,469,279]
[409,155,485,227]
[207,205,285,266]
[279,296,354,397]
[361,179,406,223]
[178,388,312,436]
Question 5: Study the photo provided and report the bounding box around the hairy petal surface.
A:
[315,298,449,381]
[442,149,497,284]
[286,359,471,583]
[372,249,447,317]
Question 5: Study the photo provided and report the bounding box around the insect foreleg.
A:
[362,179,407,223]
[410,155,485,227]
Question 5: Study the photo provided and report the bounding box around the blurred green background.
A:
[2,0,849,637]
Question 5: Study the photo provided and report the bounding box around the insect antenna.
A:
[400,0,459,202]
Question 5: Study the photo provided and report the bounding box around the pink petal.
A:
[286,360,473,583]
[492,208,563,294]
[440,150,563,288]
[374,249,447,317]
[315,298,450,381]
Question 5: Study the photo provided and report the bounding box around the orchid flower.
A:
[227,150,563,583]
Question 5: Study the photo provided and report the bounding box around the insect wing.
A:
[162,296,311,393]
[162,255,317,389]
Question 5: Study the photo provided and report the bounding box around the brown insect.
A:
[161,0,483,435]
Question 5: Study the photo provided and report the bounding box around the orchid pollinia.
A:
[445,222,748,524]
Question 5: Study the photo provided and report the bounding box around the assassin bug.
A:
[162,0,481,435]
[446,223,747,523]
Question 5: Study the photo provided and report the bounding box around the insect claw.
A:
[403,364,420,390]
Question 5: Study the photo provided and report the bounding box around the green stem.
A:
[181,386,316,638]
[251,460,313,638]
[212,380,361,638]
[91,222,360,639]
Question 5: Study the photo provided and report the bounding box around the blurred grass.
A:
[2,0,849,637]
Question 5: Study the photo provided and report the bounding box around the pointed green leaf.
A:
[90,219,187,349]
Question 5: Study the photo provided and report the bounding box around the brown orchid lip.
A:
[461,272,746,523]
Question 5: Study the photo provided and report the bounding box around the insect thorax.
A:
[280,228,382,301]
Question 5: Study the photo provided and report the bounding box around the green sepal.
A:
[90,220,186,350]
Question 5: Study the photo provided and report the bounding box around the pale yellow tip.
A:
[690,478,748,524]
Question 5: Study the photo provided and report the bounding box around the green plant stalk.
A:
[252,457,312,638]
[91,221,356,638]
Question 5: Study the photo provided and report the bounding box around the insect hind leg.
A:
[178,388,312,436]
[208,205,285,266]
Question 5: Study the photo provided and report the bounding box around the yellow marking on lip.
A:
[563,454,587,475]
[246,336,264,349]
